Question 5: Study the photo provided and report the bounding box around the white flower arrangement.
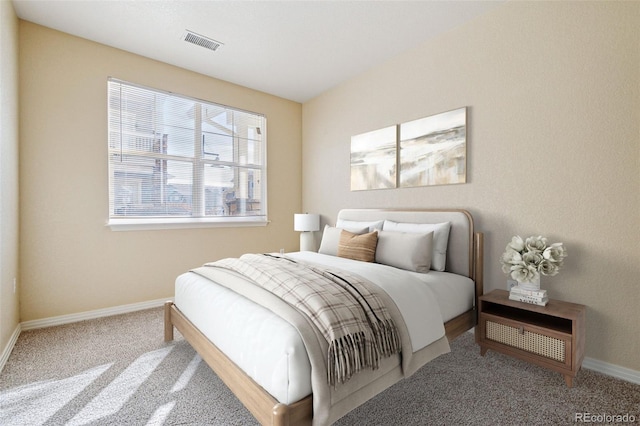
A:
[500,235,568,282]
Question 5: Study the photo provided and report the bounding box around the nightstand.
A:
[476,289,586,387]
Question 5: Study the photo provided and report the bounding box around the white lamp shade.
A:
[294,213,320,232]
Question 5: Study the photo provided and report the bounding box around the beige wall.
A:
[0,0,20,355]
[19,22,302,321]
[302,2,640,370]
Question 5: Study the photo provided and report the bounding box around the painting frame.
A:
[349,107,467,191]
[350,125,398,191]
[399,107,467,188]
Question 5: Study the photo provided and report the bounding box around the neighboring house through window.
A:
[107,78,267,230]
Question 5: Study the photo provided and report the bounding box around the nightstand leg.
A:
[564,375,573,388]
[480,346,487,356]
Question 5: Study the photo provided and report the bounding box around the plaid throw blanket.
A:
[205,253,401,386]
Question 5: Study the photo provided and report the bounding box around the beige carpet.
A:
[1,307,638,425]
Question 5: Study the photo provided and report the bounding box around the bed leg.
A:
[272,403,289,426]
[474,232,484,325]
[164,301,174,342]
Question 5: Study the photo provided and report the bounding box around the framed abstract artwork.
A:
[350,107,467,191]
[350,125,397,191]
[399,107,467,187]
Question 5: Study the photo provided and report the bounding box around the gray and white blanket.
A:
[206,253,401,386]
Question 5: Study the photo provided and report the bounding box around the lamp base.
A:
[299,231,316,252]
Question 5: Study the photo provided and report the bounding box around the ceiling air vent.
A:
[183,30,223,52]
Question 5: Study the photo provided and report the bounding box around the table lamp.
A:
[294,213,320,251]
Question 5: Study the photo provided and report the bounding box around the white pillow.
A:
[382,220,451,271]
[318,225,368,256]
[375,230,433,273]
[335,219,384,232]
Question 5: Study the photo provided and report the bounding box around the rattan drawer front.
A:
[486,320,566,362]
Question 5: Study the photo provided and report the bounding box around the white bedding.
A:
[174,251,474,405]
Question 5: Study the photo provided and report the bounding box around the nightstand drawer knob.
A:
[518,326,525,335]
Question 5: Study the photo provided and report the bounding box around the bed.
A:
[164,209,484,425]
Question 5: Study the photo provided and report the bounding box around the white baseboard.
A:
[3,302,639,387]
[0,324,21,373]
[467,326,640,385]
[0,298,171,374]
[20,297,172,331]
[582,357,640,385]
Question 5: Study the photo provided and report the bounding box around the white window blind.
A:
[107,78,267,228]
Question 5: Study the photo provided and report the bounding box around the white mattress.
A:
[174,252,474,405]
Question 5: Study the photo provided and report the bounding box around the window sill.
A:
[106,217,269,231]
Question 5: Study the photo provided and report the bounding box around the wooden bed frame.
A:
[164,209,484,426]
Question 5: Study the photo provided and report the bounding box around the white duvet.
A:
[174,252,474,405]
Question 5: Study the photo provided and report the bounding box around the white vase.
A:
[518,275,541,291]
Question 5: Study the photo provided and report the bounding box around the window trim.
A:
[106,216,269,231]
[106,78,268,229]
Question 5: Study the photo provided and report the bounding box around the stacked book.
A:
[509,286,548,306]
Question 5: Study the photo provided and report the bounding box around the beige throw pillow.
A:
[337,230,378,262]
[318,225,368,256]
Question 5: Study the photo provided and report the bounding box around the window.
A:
[107,79,267,229]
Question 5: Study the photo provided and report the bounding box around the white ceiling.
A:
[12,0,503,103]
